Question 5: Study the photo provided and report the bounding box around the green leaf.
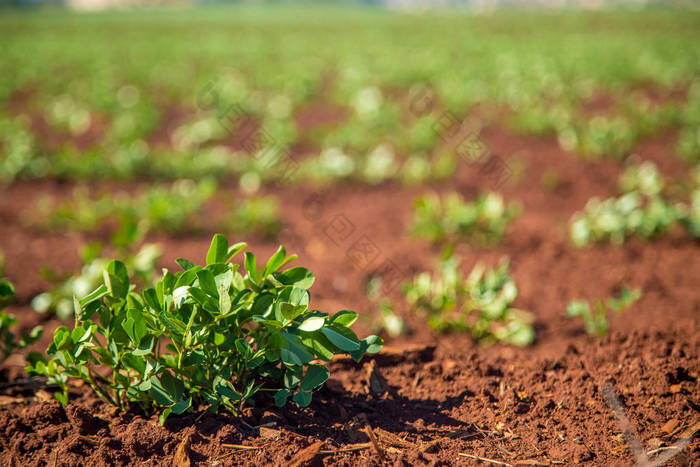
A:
[55,392,68,406]
[188,287,218,313]
[244,252,260,283]
[149,372,184,406]
[171,397,191,415]
[122,353,146,374]
[206,234,229,265]
[158,408,172,426]
[331,310,358,327]
[281,333,314,365]
[107,260,129,285]
[274,389,291,407]
[293,391,312,407]
[0,280,15,308]
[174,267,202,289]
[196,269,219,298]
[175,258,195,271]
[213,376,242,402]
[103,267,128,300]
[299,364,329,391]
[53,326,72,349]
[321,327,360,352]
[71,325,93,344]
[123,309,147,345]
[280,302,307,322]
[284,365,302,389]
[263,246,286,278]
[251,293,274,317]
[303,333,336,361]
[226,242,247,262]
[298,316,325,332]
[361,335,383,354]
[78,284,109,307]
[276,267,315,289]
[143,288,161,311]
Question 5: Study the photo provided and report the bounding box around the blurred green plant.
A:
[403,250,534,346]
[365,276,407,338]
[570,162,680,246]
[566,287,642,337]
[32,243,161,320]
[411,191,520,246]
[1,280,43,365]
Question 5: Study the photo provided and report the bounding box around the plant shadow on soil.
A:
[161,350,473,450]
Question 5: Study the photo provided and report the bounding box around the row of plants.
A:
[29,179,280,248]
[570,162,700,246]
[3,9,700,185]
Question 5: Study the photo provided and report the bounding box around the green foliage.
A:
[566,287,642,337]
[223,195,281,239]
[678,187,700,237]
[29,234,382,421]
[32,243,161,320]
[35,179,281,245]
[37,180,218,247]
[570,162,680,246]
[403,251,534,346]
[0,280,43,365]
[411,192,520,246]
[2,10,698,184]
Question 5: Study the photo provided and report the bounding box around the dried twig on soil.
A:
[358,414,386,462]
[640,420,700,467]
[288,441,323,467]
[221,444,262,451]
[458,453,512,466]
[318,443,372,454]
[373,427,414,448]
[471,423,514,457]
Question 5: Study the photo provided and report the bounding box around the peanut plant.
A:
[29,234,382,423]
[566,287,642,337]
[570,162,688,246]
[411,191,520,246]
[403,251,534,346]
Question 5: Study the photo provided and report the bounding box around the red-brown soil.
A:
[1,120,699,465]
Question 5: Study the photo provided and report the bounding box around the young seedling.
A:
[566,287,642,337]
[411,191,520,246]
[1,280,43,365]
[570,162,680,246]
[29,234,382,423]
[403,250,534,346]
